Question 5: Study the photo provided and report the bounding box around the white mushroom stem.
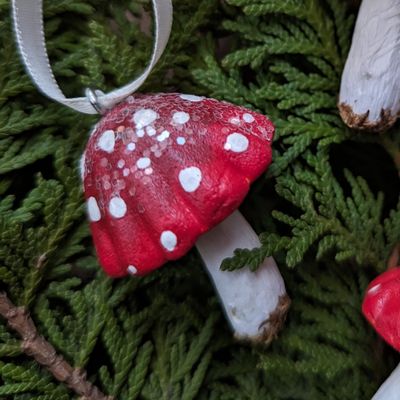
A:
[339,0,400,132]
[372,363,400,400]
[196,211,289,343]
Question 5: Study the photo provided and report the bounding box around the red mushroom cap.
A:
[362,267,400,352]
[82,93,274,277]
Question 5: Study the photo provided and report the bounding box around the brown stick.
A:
[0,293,113,400]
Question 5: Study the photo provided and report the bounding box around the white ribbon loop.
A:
[11,0,173,114]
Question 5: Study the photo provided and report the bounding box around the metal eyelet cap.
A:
[85,88,107,115]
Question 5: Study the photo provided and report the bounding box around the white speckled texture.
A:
[83,92,275,277]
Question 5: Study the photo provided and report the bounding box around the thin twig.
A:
[0,293,113,400]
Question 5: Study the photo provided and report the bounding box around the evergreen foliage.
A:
[0,0,399,398]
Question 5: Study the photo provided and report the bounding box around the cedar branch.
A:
[0,292,113,400]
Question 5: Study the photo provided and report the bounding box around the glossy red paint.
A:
[362,267,400,352]
[82,93,274,277]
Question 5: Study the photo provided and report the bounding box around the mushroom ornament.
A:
[82,93,289,342]
[362,267,400,399]
[339,0,400,132]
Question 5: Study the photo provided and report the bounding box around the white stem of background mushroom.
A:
[372,362,400,400]
[339,0,400,132]
[196,211,288,342]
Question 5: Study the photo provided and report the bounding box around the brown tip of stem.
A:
[234,294,291,345]
[338,103,397,133]
[387,244,400,270]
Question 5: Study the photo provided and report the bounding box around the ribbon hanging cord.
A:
[11,0,173,114]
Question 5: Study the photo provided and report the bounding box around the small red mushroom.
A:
[362,267,400,399]
[82,93,288,342]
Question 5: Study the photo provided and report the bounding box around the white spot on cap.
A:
[127,143,136,151]
[137,129,145,138]
[145,168,153,175]
[243,113,255,123]
[146,126,157,136]
[137,157,151,169]
[80,153,86,180]
[229,117,241,125]
[160,231,177,251]
[179,167,202,193]
[109,197,127,218]
[133,109,158,129]
[87,197,101,222]
[179,94,203,102]
[368,283,381,294]
[117,159,125,168]
[157,130,170,142]
[172,111,190,124]
[177,137,186,145]
[224,133,249,153]
[98,130,115,153]
[123,168,130,177]
[127,265,138,275]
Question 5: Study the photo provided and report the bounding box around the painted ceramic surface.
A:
[82,93,274,277]
[362,267,400,352]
